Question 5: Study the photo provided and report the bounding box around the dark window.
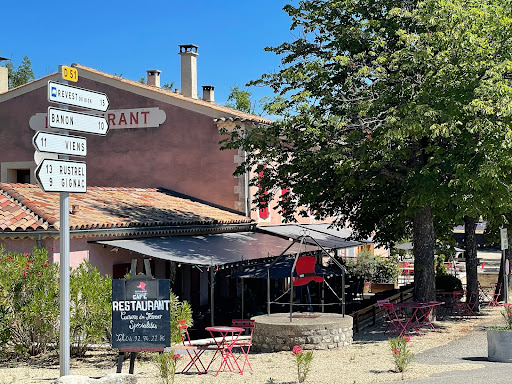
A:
[16,169,30,183]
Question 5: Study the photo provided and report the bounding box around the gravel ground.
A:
[0,307,502,384]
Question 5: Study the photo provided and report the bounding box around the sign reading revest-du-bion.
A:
[112,279,171,350]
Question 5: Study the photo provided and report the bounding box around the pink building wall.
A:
[0,75,240,212]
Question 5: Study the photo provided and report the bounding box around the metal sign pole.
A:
[58,66,70,377]
[59,191,70,376]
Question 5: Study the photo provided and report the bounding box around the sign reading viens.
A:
[112,279,170,350]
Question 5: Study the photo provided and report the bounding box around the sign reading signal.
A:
[48,107,109,135]
[48,81,109,112]
[32,131,87,157]
[35,159,86,193]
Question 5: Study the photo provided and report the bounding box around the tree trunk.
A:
[413,206,436,302]
[463,215,479,311]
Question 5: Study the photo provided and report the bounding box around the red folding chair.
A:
[488,283,502,307]
[178,319,214,374]
[380,302,405,335]
[231,319,255,373]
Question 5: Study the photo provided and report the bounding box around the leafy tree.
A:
[221,0,512,301]
[4,56,34,89]
[226,85,256,114]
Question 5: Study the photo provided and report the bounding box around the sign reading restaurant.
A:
[112,279,171,350]
[30,107,167,131]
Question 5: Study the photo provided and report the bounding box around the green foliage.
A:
[292,345,313,383]
[226,85,255,114]
[435,274,463,292]
[162,82,175,90]
[220,0,512,302]
[0,246,59,355]
[170,291,192,344]
[389,336,414,373]
[70,261,112,357]
[153,351,182,384]
[347,249,399,283]
[4,56,34,89]
[501,303,512,330]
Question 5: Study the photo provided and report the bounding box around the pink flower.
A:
[7,257,12,261]
[22,271,28,276]
[172,354,181,360]
[393,348,399,355]
[24,253,29,257]
[292,345,303,355]
[51,247,54,252]
[405,336,411,342]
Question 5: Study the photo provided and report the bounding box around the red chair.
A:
[380,302,405,335]
[488,283,503,307]
[231,319,255,373]
[178,319,215,374]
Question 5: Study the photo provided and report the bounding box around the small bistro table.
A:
[205,326,245,375]
[394,301,444,337]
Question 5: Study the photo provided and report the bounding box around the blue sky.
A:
[2,0,295,113]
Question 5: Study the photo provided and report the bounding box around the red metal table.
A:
[395,301,444,337]
[205,326,244,375]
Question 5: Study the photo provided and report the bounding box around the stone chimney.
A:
[146,69,161,87]
[202,85,214,103]
[179,44,198,98]
[0,57,9,93]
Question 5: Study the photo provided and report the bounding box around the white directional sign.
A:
[48,81,109,112]
[48,107,109,135]
[35,159,86,193]
[32,131,87,157]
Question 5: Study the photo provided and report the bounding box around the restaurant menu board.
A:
[112,279,170,350]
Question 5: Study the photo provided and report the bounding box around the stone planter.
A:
[487,329,512,362]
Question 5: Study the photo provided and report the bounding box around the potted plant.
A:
[348,249,399,293]
[488,303,512,362]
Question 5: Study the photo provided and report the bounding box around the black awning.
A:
[93,231,319,267]
[231,256,344,280]
[257,224,363,249]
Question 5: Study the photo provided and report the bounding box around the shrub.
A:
[389,336,414,373]
[70,260,112,357]
[154,351,182,384]
[0,246,59,355]
[292,345,313,383]
[170,291,192,344]
[348,249,399,283]
[435,274,462,292]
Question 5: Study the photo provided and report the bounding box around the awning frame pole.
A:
[241,277,245,318]
[290,236,306,322]
[210,266,214,326]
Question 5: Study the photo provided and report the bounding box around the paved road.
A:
[384,322,512,384]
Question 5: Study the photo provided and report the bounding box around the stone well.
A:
[252,312,353,352]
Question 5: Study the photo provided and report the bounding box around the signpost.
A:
[31,65,110,376]
[502,228,509,304]
[34,159,86,193]
[48,81,109,111]
[33,132,87,157]
[47,107,109,135]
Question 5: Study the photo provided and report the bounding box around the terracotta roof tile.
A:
[0,183,252,232]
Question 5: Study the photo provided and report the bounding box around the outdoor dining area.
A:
[375,281,503,338]
[174,318,255,376]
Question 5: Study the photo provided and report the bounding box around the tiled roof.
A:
[72,64,274,125]
[0,183,252,232]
